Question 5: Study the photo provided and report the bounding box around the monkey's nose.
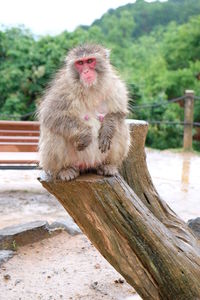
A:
[83,68,89,74]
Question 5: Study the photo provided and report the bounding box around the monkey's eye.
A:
[77,60,83,65]
[87,59,94,64]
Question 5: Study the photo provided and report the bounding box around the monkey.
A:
[38,43,130,181]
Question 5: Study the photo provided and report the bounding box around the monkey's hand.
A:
[74,128,92,151]
[98,130,112,153]
[98,120,115,153]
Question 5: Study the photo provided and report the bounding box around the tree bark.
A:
[39,120,200,300]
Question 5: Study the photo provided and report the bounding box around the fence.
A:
[133,90,200,151]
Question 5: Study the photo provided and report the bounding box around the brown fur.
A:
[38,44,130,180]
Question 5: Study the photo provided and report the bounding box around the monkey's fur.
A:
[38,44,130,181]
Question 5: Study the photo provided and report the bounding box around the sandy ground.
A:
[0,233,137,300]
[0,148,200,300]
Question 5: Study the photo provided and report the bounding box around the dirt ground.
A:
[0,233,138,300]
[0,149,200,300]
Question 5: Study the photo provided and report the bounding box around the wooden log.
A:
[39,120,200,300]
[120,120,198,246]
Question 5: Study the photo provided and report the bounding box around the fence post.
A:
[183,90,194,151]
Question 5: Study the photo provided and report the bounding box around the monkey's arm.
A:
[42,113,92,151]
[98,112,126,153]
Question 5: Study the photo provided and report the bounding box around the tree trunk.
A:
[39,120,200,300]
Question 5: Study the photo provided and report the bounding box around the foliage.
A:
[92,0,200,38]
[0,0,200,150]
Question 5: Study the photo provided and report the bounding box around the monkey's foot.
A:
[97,165,118,176]
[57,167,79,181]
[39,170,53,182]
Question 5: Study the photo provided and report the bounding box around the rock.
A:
[15,279,22,286]
[49,218,81,236]
[0,221,51,250]
[0,218,81,251]
[90,281,99,290]
[114,278,125,284]
[0,250,14,266]
[187,217,200,239]
[4,274,11,280]
[94,263,101,269]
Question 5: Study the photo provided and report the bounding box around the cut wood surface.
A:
[39,120,200,300]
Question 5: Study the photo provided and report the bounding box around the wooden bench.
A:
[0,121,39,165]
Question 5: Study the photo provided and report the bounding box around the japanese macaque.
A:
[38,44,130,181]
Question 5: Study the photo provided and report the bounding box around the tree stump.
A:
[39,120,200,300]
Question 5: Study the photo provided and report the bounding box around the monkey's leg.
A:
[97,164,118,176]
[97,123,130,176]
[57,167,79,181]
[40,132,80,181]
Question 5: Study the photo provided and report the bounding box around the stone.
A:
[0,218,82,251]
[4,274,11,280]
[0,250,14,266]
[49,218,82,236]
[187,217,200,239]
[0,221,51,250]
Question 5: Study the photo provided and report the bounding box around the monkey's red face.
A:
[74,57,97,86]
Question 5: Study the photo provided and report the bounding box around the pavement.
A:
[145,149,200,221]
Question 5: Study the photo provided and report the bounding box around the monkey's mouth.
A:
[86,75,94,82]
[81,76,97,87]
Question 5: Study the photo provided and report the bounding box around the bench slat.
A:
[0,130,40,137]
[0,120,39,131]
[0,136,39,143]
[0,143,38,152]
[0,152,39,164]
[0,159,39,164]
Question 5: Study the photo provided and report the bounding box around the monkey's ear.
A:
[105,49,111,59]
